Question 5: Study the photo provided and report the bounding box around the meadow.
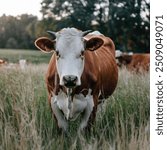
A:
[0,49,51,64]
[0,50,150,150]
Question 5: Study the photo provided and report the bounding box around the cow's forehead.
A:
[56,28,84,53]
[58,28,82,36]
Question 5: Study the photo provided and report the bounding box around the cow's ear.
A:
[85,37,104,51]
[35,37,55,53]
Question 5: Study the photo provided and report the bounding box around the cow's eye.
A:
[80,51,84,59]
[56,50,60,59]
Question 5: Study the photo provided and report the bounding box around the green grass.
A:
[0,49,52,64]
[0,65,150,150]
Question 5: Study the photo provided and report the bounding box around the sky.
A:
[0,0,42,18]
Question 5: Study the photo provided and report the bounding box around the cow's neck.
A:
[54,85,90,101]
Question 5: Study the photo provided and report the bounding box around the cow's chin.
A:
[64,82,77,88]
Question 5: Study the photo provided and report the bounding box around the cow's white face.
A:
[35,28,104,88]
[55,32,85,87]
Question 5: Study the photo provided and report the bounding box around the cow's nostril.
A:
[63,75,77,87]
[63,75,77,82]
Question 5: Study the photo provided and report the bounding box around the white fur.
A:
[51,89,94,131]
[115,50,123,58]
[55,28,103,86]
[55,28,85,86]
[51,94,68,132]
[79,90,94,130]
[128,52,133,55]
[88,31,103,35]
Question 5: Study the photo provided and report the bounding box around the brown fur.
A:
[0,59,7,65]
[117,53,150,72]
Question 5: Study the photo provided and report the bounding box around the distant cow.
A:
[0,59,7,65]
[19,59,27,70]
[35,28,118,132]
[116,51,150,72]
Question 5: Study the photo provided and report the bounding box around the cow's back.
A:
[129,54,150,72]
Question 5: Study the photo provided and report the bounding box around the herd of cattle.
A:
[1,28,150,133]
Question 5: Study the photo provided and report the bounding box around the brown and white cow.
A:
[0,59,7,65]
[116,51,150,73]
[35,28,118,132]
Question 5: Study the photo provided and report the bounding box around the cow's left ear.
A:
[85,37,104,51]
[35,37,55,53]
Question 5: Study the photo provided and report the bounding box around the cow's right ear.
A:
[35,37,55,53]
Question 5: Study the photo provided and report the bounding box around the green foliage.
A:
[0,0,150,53]
[107,0,150,52]
[0,14,38,49]
[41,0,150,53]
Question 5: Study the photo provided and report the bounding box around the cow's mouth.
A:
[64,81,76,88]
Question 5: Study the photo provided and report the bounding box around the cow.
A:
[35,28,118,132]
[116,51,150,73]
[0,59,7,65]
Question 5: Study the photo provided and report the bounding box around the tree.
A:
[40,0,99,30]
[0,0,150,52]
[107,0,150,52]
[40,0,150,53]
[0,14,38,49]
[5,37,18,48]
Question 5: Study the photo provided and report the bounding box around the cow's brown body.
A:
[46,34,118,129]
[117,53,150,72]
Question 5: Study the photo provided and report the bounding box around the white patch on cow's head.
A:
[55,28,85,87]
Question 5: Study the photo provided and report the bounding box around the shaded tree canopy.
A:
[0,14,38,49]
[0,0,150,53]
[41,0,150,53]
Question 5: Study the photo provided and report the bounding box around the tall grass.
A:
[0,65,149,150]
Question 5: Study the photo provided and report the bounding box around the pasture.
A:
[0,50,149,150]
[0,49,51,64]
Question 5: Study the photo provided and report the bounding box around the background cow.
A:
[116,50,150,73]
[0,59,7,65]
[35,28,118,132]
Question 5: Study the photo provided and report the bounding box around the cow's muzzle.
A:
[63,75,77,88]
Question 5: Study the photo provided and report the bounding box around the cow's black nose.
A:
[63,75,77,87]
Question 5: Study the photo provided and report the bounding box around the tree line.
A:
[0,0,150,53]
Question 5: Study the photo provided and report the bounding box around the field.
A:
[0,50,150,150]
[0,49,51,64]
